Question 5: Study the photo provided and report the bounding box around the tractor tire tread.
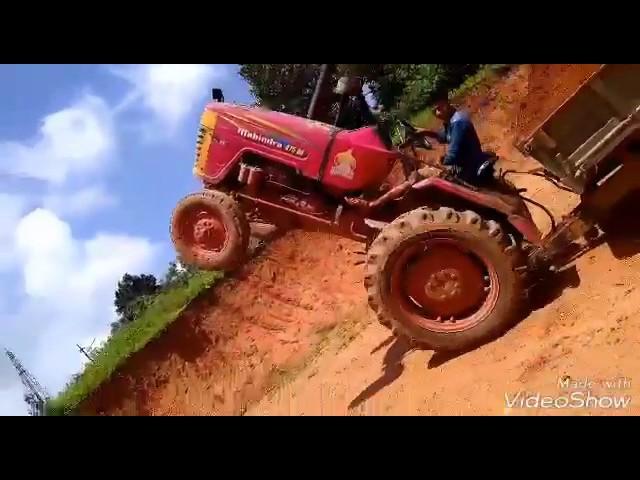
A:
[170,190,250,271]
[364,206,526,351]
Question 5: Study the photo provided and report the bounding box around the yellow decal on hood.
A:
[193,110,218,177]
[330,149,357,180]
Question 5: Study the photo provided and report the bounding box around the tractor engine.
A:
[234,158,330,219]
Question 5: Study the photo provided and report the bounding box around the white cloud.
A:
[0,193,30,271]
[0,384,28,416]
[43,185,117,218]
[15,208,157,305]
[0,94,115,185]
[0,68,170,415]
[6,208,160,402]
[15,209,76,299]
[0,352,31,416]
[0,351,16,390]
[109,64,225,136]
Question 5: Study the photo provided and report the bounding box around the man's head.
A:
[334,76,362,97]
[433,93,455,122]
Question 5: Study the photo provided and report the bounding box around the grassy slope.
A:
[46,270,222,416]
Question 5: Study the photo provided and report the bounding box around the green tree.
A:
[112,273,159,331]
[340,64,482,115]
[238,64,482,120]
[239,64,324,115]
[163,260,199,289]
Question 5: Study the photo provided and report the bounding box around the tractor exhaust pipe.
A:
[307,64,334,120]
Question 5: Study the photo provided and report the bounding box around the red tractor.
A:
[171,65,640,352]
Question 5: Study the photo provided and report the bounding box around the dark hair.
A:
[432,90,450,104]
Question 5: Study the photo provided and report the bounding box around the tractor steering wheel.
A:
[400,119,417,134]
[400,119,433,150]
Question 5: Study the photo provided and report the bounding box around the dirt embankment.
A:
[83,64,640,416]
[80,232,368,415]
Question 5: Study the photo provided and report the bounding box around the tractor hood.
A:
[203,102,339,141]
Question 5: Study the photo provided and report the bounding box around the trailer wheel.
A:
[170,190,250,271]
[364,207,525,351]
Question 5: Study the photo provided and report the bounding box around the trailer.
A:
[516,64,640,270]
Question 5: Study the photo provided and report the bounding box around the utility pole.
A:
[307,64,336,121]
[77,344,94,362]
[5,349,49,416]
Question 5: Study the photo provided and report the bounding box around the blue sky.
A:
[0,64,253,415]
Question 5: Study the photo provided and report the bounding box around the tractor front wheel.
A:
[365,207,525,352]
[170,190,250,271]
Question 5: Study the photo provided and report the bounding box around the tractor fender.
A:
[411,176,543,244]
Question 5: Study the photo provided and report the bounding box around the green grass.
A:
[45,270,222,416]
[410,64,516,128]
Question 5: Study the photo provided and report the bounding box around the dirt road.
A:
[83,64,640,416]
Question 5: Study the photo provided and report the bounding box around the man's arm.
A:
[419,128,447,143]
[441,120,466,167]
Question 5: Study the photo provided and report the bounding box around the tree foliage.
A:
[239,64,324,115]
[114,273,159,317]
[337,64,482,116]
[109,262,205,333]
[239,63,483,118]
[163,260,200,289]
[112,273,160,332]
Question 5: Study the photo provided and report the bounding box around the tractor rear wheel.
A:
[365,207,525,352]
[170,190,250,271]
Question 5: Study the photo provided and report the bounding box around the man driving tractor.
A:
[343,86,498,213]
[416,93,493,185]
[334,79,494,186]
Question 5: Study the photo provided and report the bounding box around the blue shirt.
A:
[437,110,486,182]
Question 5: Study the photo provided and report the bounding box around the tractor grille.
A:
[193,110,218,177]
[194,126,206,162]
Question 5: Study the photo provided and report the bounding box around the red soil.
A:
[80,232,364,415]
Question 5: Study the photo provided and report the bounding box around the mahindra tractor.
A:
[170,64,640,352]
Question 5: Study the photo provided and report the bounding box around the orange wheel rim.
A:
[388,237,500,333]
[176,204,228,255]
